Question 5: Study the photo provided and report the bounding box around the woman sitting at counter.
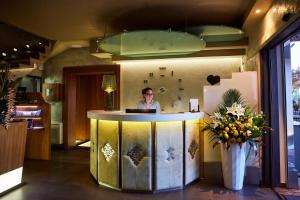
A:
[137,87,160,112]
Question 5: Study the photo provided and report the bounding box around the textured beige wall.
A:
[44,47,111,83]
[119,57,241,113]
[43,47,111,122]
[44,50,242,120]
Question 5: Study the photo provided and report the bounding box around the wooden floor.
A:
[275,185,300,199]
[0,149,280,200]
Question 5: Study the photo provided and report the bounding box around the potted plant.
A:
[203,89,269,190]
[0,66,27,194]
[0,66,16,126]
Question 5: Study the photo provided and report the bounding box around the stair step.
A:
[18,63,34,69]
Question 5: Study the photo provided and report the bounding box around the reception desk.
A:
[87,110,204,192]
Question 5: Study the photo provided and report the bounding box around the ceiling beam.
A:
[112,49,245,61]
[240,0,257,27]
[90,38,248,60]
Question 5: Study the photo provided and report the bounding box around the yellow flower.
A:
[223,133,229,140]
[248,118,253,124]
[233,130,239,137]
[246,130,252,136]
[225,127,229,132]
[232,126,236,130]
[253,125,258,129]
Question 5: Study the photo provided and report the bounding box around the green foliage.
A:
[252,117,264,127]
[203,88,270,152]
[0,66,17,126]
[218,89,244,114]
[0,66,10,99]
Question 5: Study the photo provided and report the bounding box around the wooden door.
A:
[75,75,104,142]
[63,65,120,148]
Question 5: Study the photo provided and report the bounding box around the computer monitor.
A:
[125,109,156,113]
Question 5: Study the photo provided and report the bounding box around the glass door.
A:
[283,30,300,189]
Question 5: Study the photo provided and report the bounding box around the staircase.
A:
[10,43,53,78]
[0,22,53,77]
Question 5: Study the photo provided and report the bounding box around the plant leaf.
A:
[212,140,222,148]
[217,89,244,113]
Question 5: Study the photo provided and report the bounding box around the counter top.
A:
[87,110,204,122]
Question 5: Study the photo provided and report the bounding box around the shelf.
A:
[14,116,42,120]
[28,127,45,131]
[14,92,51,160]
[16,104,39,107]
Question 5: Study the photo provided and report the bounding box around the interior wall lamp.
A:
[102,75,116,110]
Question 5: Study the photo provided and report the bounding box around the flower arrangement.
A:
[0,66,17,128]
[204,89,269,151]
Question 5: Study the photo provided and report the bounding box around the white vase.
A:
[220,143,246,190]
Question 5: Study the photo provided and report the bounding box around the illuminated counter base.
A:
[88,111,204,192]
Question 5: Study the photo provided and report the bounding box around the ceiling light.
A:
[2,52,6,56]
[38,42,42,45]
[187,25,244,42]
[26,44,30,48]
[255,9,261,14]
[13,48,18,52]
[99,30,206,57]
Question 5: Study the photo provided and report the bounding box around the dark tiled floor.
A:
[0,149,279,200]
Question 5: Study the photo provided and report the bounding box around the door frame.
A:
[260,17,300,187]
[63,65,120,149]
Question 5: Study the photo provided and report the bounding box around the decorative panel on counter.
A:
[185,119,200,185]
[155,121,183,190]
[90,119,97,179]
[98,120,119,189]
[121,121,152,191]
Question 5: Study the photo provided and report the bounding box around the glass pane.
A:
[284,31,300,188]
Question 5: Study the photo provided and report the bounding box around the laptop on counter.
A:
[125,109,156,113]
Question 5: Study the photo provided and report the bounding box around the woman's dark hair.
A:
[142,87,153,95]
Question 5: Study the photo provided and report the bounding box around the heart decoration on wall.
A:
[207,75,220,85]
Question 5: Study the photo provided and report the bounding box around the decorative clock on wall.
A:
[142,66,185,111]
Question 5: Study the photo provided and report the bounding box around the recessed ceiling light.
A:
[2,52,6,56]
[26,44,30,48]
[38,42,42,45]
[13,48,18,52]
[255,9,261,14]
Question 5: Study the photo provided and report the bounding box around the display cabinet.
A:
[14,93,51,160]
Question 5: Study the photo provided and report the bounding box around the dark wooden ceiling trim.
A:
[112,48,245,61]
[205,38,248,48]
[240,0,257,27]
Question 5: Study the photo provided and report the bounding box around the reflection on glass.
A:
[285,31,300,188]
